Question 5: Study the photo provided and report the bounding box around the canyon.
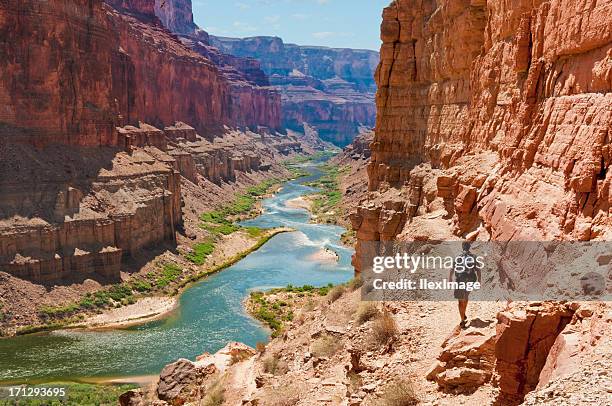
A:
[0,0,610,404]
[211,36,378,147]
[349,0,612,404]
[120,0,611,405]
[0,0,310,333]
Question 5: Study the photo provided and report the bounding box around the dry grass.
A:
[370,310,399,345]
[201,379,225,406]
[311,334,342,358]
[347,276,363,291]
[262,354,289,375]
[355,302,380,324]
[375,378,418,406]
[347,370,363,393]
[327,285,345,303]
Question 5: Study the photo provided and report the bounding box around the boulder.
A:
[157,359,217,405]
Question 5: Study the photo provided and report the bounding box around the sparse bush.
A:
[185,242,215,265]
[107,284,133,302]
[202,380,225,406]
[371,311,399,345]
[375,378,418,406]
[245,226,265,238]
[39,303,80,318]
[311,335,341,358]
[355,302,380,325]
[131,279,152,292]
[156,263,184,288]
[327,285,345,303]
[262,355,288,375]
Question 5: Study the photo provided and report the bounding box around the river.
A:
[0,163,354,384]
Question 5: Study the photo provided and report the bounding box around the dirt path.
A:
[392,300,505,404]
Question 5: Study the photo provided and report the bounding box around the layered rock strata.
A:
[210,35,379,146]
[147,0,282,132]
[352,0,612,403]
[0,142,181,282]
[356,0,612,247]
[0,0,280,149]
[0,0,286,281]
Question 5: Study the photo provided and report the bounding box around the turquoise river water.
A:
[0,163,354,383]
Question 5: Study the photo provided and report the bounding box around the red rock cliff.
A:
[210,35,379,147]
[351,1,612,402]
[0,0,280,281]
[0,0,127,146]
[355,0,612,249]
[0,0,280,147]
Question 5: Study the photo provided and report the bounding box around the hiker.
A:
[449,241,481,328]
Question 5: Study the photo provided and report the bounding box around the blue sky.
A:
[193,0,390,50]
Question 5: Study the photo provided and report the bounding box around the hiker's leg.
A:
[458,299,467,321]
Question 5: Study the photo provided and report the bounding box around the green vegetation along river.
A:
[0,163,354,383]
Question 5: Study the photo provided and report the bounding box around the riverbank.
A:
[0,152,354,387]
[1,172,300,338]
[59,227,293,334]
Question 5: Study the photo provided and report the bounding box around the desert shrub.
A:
[156,263,184,288]
[202,380,225,406]
[245,226,265,238]
[39,303,80,318]
[131,279,152,292]
[355,302,380,325]
[255,307,282,336]
[311,335,341,358]
[375,379,418,406]
[185,241,215,265]
[371,311,399,345]
[11,383,138,405]
[107,284,133,302]
[327,285,345,303]
[262,355,288,375]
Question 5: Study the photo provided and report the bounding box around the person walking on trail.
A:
[449,241,481,328]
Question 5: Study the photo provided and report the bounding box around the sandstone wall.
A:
[0,144,181,282]
[353,0,612,402]
[108,6,232,138]
[0,0,281,148]
[154,0,197,34]
[0,0,283,282]
[359,0,612,246]
[0,0,127,146]
[211,36,380,93]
